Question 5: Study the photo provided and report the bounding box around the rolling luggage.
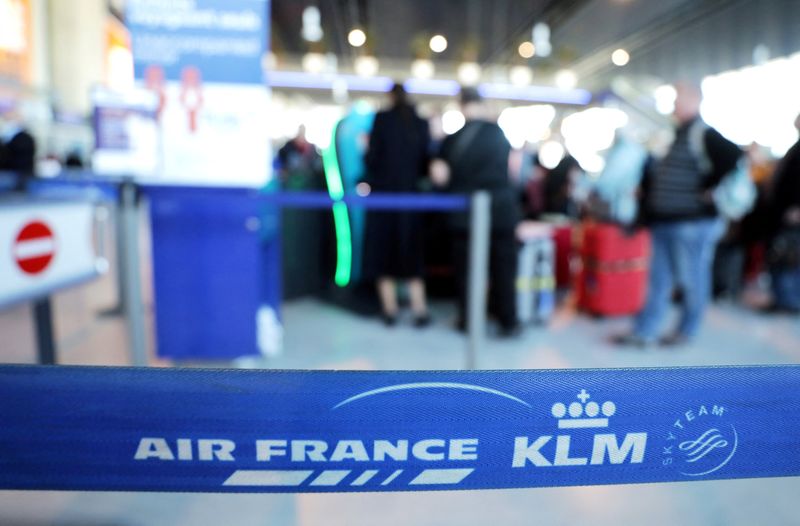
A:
[577,223,650,316]
[552,224,574,289]
[516,223,556,324]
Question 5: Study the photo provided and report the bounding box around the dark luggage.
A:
[516,223,556,324]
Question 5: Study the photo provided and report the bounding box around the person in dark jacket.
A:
[0,111,36,192]
[764,114,800,313]
[363,83,432,327]
[617,82,742,347]
[432,87,521,336]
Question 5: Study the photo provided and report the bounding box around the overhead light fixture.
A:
[301,6,323,42]
[532,23,552,58]
[442,109,466,135]
[539,141,566,170]
[302,52,326,74]
[555,69,578,89]
[411,59,435,79]
[612,48,630,67]
[654,84,677,115]
[518,41,536,59]
[458,62,482,86]
[348,28,366,48]
[354,56,379,77]
[429,35,448,53]
[509,65,533,86]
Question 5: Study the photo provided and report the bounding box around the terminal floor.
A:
[2,279,800,525]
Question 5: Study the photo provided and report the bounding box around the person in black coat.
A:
[0,114,36,192]
[363,83,432,326]
[432,87,521,336]
[764,114,800,312]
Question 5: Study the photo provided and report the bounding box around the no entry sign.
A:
[13,220,56,275]
[0,200,104,308]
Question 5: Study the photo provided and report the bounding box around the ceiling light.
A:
[518,41,536,59]
[354,56,379,77]
[654,84,677,115]
[457,62,482,86]
[612,48,630,67]
[509,66,533,86]
[301,6,323,42]
[539,141,566,170]
[555,69,578,89]
[302,52,326,74]
[411,59,435,79]
[429,35,448,53]
[442,110,465,135]
[532,23,552,58]
[348,28,366,48]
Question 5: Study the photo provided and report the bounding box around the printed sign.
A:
[0,365,798,492]
[127,0,271,186]
[127,0,267,85]
[13,220,55,275]
[91,89,160,177]
[0,201,104,308]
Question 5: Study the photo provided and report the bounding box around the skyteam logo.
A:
[662,403,738,477]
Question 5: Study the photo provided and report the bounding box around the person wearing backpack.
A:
[431,87,521,337]
[616,82,743,348]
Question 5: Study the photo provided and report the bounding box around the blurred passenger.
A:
[764,114,800,313]
[64,148,84,169]
[586,132,648,225]
[432,87,521,336]
[739,144,777,286]
[617,82,742,347]
[544,154,581,218]
[276,125,322,187]
[0,110,36,192]
[363,83,432,327]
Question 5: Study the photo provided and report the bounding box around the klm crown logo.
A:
[513,389,647,468]
[551,389,616,429]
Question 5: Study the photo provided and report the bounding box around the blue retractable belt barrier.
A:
[258,192,470,211]
[1,364,799,493]
[140,187,471,211]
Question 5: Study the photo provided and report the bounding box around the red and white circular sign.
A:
[13,220,56,275]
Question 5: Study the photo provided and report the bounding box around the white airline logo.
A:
[512,390,648,468]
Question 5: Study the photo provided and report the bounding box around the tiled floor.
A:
[2,281,800,525]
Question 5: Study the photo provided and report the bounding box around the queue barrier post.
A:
[120,180,148,367]
[467,191,491,370]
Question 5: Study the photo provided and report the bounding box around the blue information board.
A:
[127,0,269,84]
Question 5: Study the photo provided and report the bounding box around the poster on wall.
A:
[127,0,271,187]
[91,88,159,177]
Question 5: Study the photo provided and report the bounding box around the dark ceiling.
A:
[270,0,800,84]
[270,0,590,64]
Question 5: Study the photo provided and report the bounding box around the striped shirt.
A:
[646,122,715,220]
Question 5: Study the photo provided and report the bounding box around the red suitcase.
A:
[577,223,650,316]
[552,225,574,289]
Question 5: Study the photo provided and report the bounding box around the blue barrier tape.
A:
[139,187,470,211]
[257,192,469,211]
[1,364,798,493]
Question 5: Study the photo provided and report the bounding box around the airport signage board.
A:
[0,201,104,308]
[126,0,271,186]
[127,0,267,85]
